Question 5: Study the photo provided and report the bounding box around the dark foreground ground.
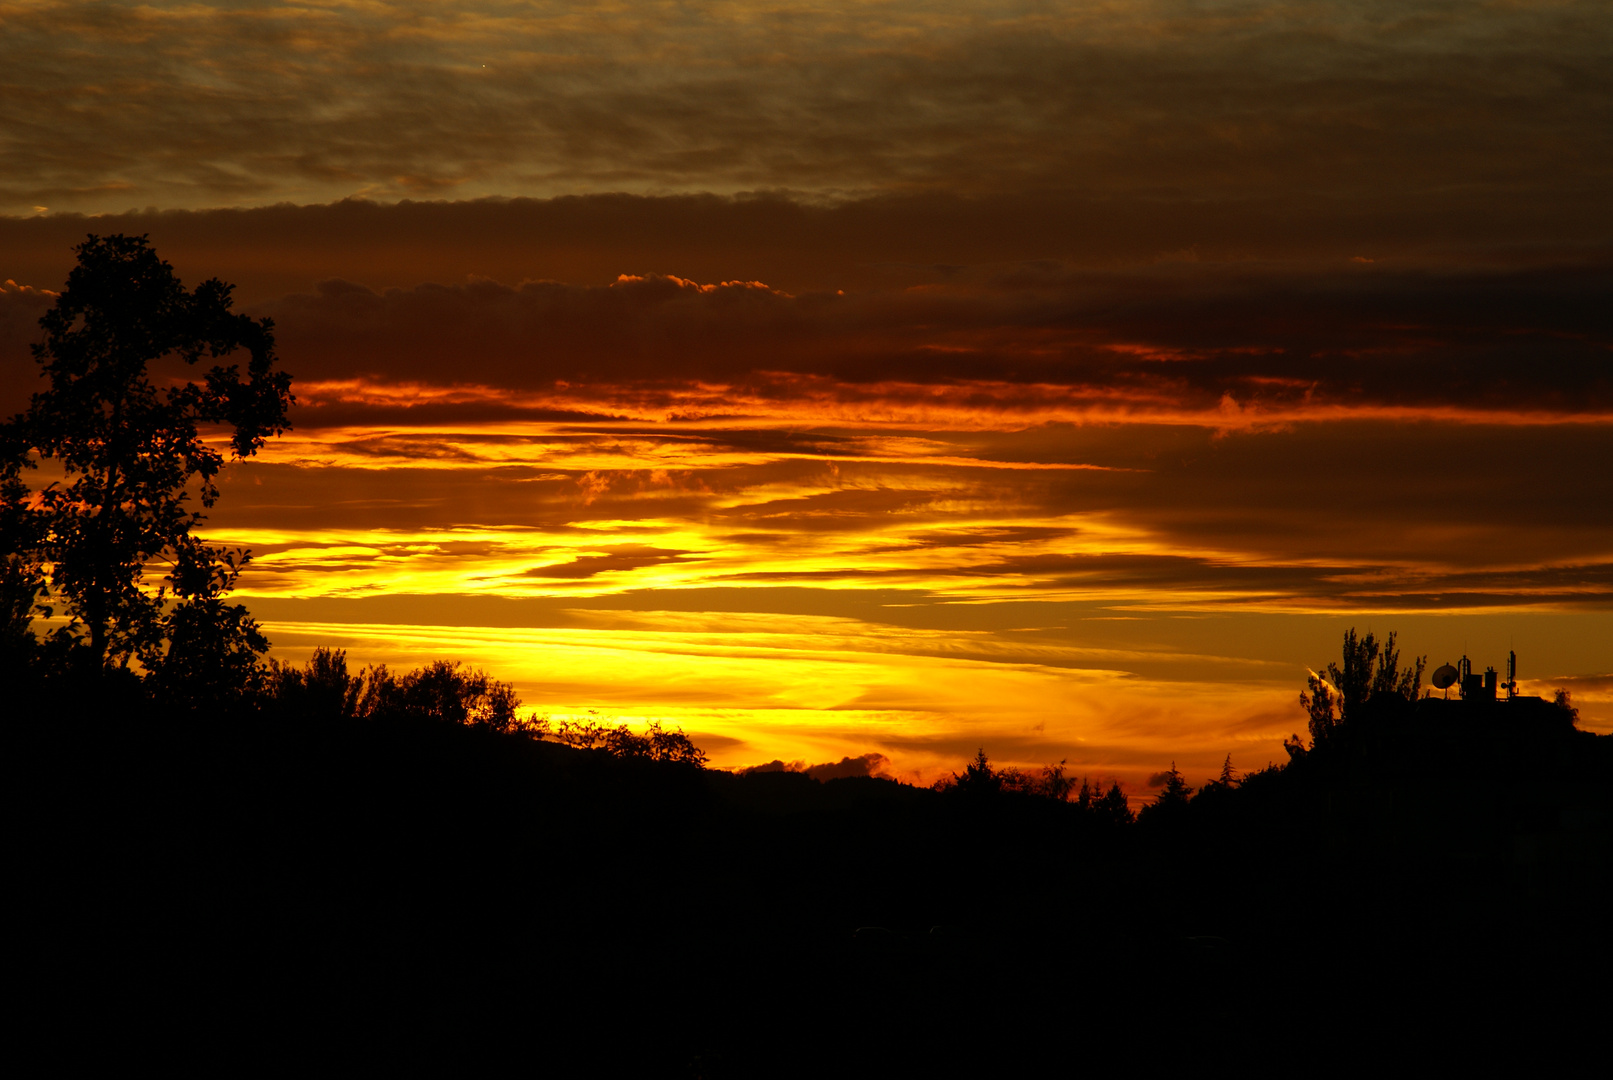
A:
[15,691,1611,1074]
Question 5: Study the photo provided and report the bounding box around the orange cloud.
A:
[4,0,1610,796]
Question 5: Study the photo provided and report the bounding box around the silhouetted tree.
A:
[1138,762,1194,828]
[1190,754,1243,817]
[1038,760,1076,802]
[1157,762,1194,806]
[953,748,1005,796]
[1074,775,1133,822]
[1298,629,1425,750]
[0,450,52,674]
[551,713,610,750]
[1092,781,1134,826]
[265,652,523,733]
[550,714,708,766]
[642,721,709,766]
[266,646,364,722]
[385,660,520,731]
[1552,689,1580,728]
[1370,633,1422,700]
[1,234,292,683]
[145,546,270,711]
[935,753,1091,802]
[1298,670,1339,747]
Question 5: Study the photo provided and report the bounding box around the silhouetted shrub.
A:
[1553,689,1580,727]
[265,646,364,722]
[265,651,521,732]
[550,715,708,766]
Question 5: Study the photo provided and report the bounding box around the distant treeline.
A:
[264,645,709,765]
[13,619,1611,1072]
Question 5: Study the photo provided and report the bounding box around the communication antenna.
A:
[1432,663,1459,699]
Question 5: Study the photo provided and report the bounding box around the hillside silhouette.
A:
[7,239,1610,1072]
[12,637,1610,1073]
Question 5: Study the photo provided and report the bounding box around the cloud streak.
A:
[4,1,1610,226]
[246,263,1613,421]
[4,1,1608,777]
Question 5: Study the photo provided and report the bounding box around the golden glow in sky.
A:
[3,2,1610,790]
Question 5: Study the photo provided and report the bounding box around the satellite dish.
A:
[1432,664,1459,690]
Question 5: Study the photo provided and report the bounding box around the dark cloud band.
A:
[5,2,1610,224]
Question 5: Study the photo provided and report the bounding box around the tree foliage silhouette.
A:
[1077,775,1135,825]
[550,713,709,766]
[1136,761,1194,829]
[951,748,1006,795]
[1296,628,1425,751]
[1156,762,1194,806]
[266,647,366,722]
[0,456,52,673]
[267,650,524,732]
[1,234,292,683]
[1038,759,1076,802]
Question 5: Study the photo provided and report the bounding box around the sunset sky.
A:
[3,1,1609,789]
